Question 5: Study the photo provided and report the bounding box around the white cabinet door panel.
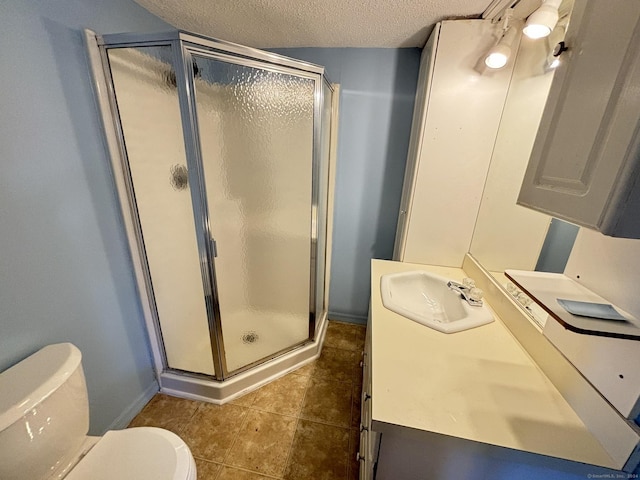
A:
[518,0,640,237]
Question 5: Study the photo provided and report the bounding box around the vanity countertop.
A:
[370,259,617,469]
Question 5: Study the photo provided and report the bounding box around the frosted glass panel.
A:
[108,47,215,375]
[193,56,315,372]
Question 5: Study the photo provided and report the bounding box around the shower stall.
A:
[85,30,335,401]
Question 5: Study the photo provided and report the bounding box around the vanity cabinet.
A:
[358,313,379,480]
[364,259,640,480]
[518,0,640,238]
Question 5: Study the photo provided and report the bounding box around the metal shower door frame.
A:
[94,30,330,381]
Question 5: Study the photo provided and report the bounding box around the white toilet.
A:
[0,343,197,480]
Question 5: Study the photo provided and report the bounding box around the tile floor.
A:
[129,320,366,480]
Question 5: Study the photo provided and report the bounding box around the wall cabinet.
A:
[518,0,640,238]
[393,20,519,267]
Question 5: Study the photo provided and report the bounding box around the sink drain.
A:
[242,331,259,344]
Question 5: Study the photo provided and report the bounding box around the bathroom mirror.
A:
[469,2,578,308]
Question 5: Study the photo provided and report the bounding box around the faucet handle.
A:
[469,287,484,302]
[462,277,476,289]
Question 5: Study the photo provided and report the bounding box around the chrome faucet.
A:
[447,278,484,307]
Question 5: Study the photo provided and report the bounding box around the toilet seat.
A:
[65,427,196,480]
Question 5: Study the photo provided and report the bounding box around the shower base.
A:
[222,308,312,373]
[159,313,327,403]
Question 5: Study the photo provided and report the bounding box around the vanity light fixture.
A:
[523,0,562,39]
[484,8,517,69]
[485,26,517,69]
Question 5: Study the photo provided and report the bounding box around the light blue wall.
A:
[0,0,171,434]
[271,48,421,323]
[535,219,580,273]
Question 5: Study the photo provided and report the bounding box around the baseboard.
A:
[328,310,367,325]
[106,380,159,432]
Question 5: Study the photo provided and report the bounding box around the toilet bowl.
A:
[0,343,196,480]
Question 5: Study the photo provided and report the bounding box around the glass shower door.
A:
[191,53,317,374]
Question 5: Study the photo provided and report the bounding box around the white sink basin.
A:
[380,271,494,333]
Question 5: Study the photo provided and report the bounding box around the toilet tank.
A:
[0,343,90,480]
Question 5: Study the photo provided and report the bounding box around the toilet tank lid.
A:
[0,343,82,431]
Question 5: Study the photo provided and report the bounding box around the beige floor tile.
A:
[353,360,364,386]
[300,377,352,428]
[217,466,276,480]
[293,360,316,377]
[194,458,222,480]
[127,393,201,436]
[354,325,366,353]
[348,428,361,480]
[283,419,350,480]
[181,403,248,463]
[250,372,310,416]
[313,346,359,383]
[324,321,362,351]
[128,325,369,479]
[226,409,297,476]
[229,389,260,407]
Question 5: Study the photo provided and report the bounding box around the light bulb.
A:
[523,0,561,39]
[484,26,516,70]
[485,52,508,69]
[523,23,551,39]
[485,45,511,69]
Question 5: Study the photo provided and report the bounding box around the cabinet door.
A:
[393,23,440,260]
[518,0,640,238]
[398,20,517,265]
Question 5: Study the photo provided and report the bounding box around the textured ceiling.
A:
[133,0,495,48]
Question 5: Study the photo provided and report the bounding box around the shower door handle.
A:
[210,237,218,258]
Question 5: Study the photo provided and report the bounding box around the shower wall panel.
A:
[108,48,215,375]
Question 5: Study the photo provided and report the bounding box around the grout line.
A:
[281,373,313,479]
[311,372,356,385]
[178,401,206,435]
[277,418,299,479]
[242,407,302,421]
[220,405,252,467]
[349,381,356,436]
[307,372,359,392]
[297,415,352,430]
[217,464,282,479]
[298,377,353,430]
[192,456,224,480]
[220,407,297,478]
[193,456,220,462]
[213,460,222,480]
[347,429,355,480]
[322,343,363,354]
[247,404,303,418]
[244,373,312,418]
